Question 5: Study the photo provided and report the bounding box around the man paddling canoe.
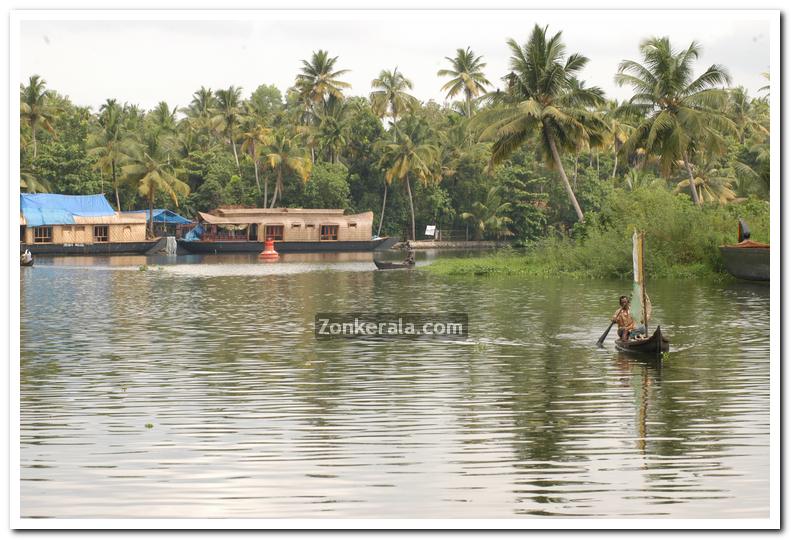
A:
[612,295,648,341]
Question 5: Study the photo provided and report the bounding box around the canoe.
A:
[615,326,669,355]
[719,241,769,281]
[373,259,414,270]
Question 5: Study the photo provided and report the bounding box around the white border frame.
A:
[8,8,781,531]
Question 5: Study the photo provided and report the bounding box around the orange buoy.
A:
[259,238,279,260]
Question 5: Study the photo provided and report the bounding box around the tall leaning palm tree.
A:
[263,130,313,208]
[214,86,244,170]
[615,37,734,206]
[122,129,190,237]
[20,75,57,159]
[378,125,439,240]
[437,47,491,117]
[369,67,420,236]
[473,25,607,223]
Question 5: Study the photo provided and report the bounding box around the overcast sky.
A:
[19,12,771,112]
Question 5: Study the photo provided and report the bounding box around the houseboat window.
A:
[20,226,25,242]
[94,225,109,242]
[349,223,357,228]
[265,225,284,241]
[33,226,52,243]
[306,224,315,229]
[249,223,258,240]
[291,223,301,228]
[320,224,339,241]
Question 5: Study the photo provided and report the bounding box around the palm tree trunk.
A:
[611,151,618,179]
[263,174,269,208]
[573,152,579,188]
[112,161,121,211]
[270,169,282,208]
[466,95,472,118]
[377,181,388,237]
[546,128,585,223]
[405,175,416,241]
[31,125,38,159]
[148,193,155,238]
[683,152,702,206]
[596,152,599,178]
[230,130,240,170]
[253,160,262,195]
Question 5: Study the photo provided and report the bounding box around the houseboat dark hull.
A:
[20,241,159,256]
[719,245,770,281]
[178,237,399,254]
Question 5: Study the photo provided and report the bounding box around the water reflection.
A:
[19,255,769,518]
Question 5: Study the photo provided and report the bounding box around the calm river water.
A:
[19,251,769,519]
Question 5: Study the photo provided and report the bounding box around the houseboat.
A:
[719,219,770,281]
[20,193,157,255]
[178,207,398,253]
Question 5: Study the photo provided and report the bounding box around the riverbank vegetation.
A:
[21,25,770,254]
[427,186,769,279]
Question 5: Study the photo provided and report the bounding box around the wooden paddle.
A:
[597,321,615,347]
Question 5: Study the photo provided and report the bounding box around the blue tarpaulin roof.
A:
[20,194,115,227]
[122,209,193,224]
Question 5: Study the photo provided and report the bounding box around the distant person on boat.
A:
[613,296,636,341]
[404,241,415,265]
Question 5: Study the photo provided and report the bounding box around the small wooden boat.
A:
[719,220,769,281]
[615,326,669,355]
[20,250,33,267]
[614,230,669,356]
[373,259,414,270]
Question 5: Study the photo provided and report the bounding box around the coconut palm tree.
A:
[370,67,419,128]
[473,25,607,223]
[461,186,513,240]
[316,96,349,165]
[181,87,221,150]
[239,116,273,201]
[378,125,439,240]
[601,100,635,178]
[149,101,178,134]
[20,169,50,193]
[214,86,244,170]
[20,75,57,159]
[437,47,492,117]
[263,129,313,208]
[370,67,420,236]
[726,87,769,144]
[615,37,734,206]
[673,159,737,204]
[122,129,190,237]
[88,99,134,211]
[295,50,350,121]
